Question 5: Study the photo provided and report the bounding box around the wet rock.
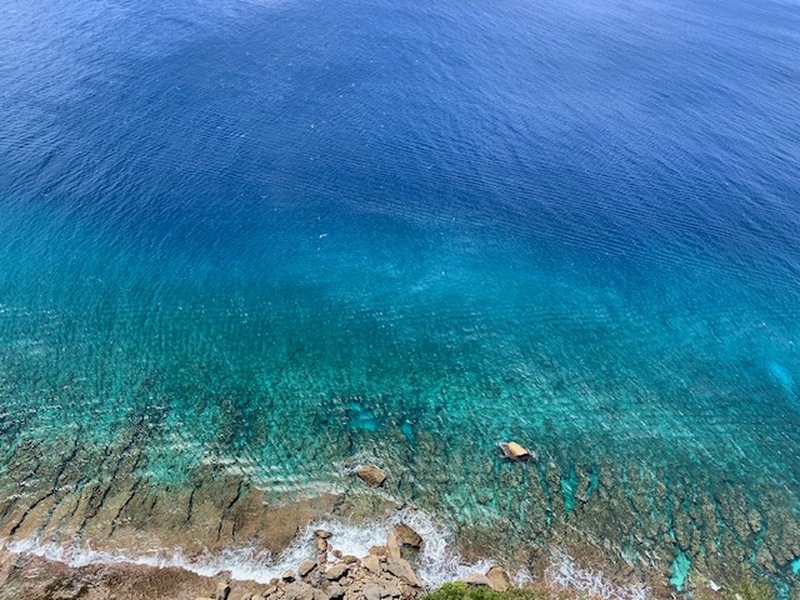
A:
[363,554,382,576]
[462,574,492,587]
[325,563,350,581]
[342,555,360,564]
[384,557,420,587]
[283,570,296,582]
[486,566,510,592]
[299,560,317,578]
[392,524,422,549]
[356,466,387,487]
[363,582,382,600]
[315,530,333,539]
[499,442,532,461]
[316,538,329,554]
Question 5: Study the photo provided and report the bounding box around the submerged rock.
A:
[499,442,532,461]
[356,465,387,487]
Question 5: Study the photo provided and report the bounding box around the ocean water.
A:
[2,0,800,591]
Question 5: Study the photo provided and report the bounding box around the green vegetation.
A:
[420,583,588,600]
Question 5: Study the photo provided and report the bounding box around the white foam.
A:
[0,507,508,588]
[545,548,649,600]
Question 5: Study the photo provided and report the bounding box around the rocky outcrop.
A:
[392,523,422,549]
[356,466,387,488]
[499,442,532,461]
[223,530,423,600]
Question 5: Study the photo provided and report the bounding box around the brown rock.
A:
[283,582,315,600]
[327,585,346,600]
[356,465,387,487]
[325,563,350,581]
[315,529,333,539]
[386,532,401,560]
[298,560,317,578]
[363,583,382,600]
[486,566,510,592]
[316,538,329,553]
[216,581,232,600]
[392,524,422,549]
[499,442,532,461]
[383,584,402,598]
[282,570,296,582]
[363,555,382,576]
[264,585,279,597]
[384,557,420,587]
[463,574,491,587]
[342,555,360,564]
[369,546,388,558]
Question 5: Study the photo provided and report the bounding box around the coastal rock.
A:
[327,584,346,600]
[384,557,420,587]
[342,555,360,564]
[316,537,329,554]
[283,582,316,600]
[386,533,401,560]
[325,563,350,581]
[486,566,510,592]
[356,465,387,487]
[392,523,422,549]
[499,442,532,461]
[363,554,382,576]
[315,529,333,539]
[283,570,296,582]
[216,581,232,600]
[299,560,317,578]
[362,582,383,600]
[462,574,491,587]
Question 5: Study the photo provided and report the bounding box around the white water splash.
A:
[545,549,649,600]
[0,507,505,588]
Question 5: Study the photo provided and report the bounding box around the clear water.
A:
[1,0,800,590]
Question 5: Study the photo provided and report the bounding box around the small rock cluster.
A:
[199,525,425,600]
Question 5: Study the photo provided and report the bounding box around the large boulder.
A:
[385,557,420,587]
[356,465,387,487]
[499,442,532,461]
[486,566,510,592]
[392,523,422,549]
[462,574,492,587]
[325,563,350,581]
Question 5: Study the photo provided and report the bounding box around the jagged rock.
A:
[315,529,333,539]
[384,557,420,587]
[283,570,296,582]
[332,550,343,559]
[383,584,402,598]
[462,574,492,587]
[325,563,350,581]
[499,442,532,461]
[386,532,401,559]
[327,585,346,600]
[363,554,382,576]
[316,538,330,553]
[369,546,388,558]
[356,465,387,487]
[264,585,279,597]
[392,524,422,549]
[342,555,360,564]
[486,566,510,592]
[283,582,316,600]
[216,581,232,600]
[363,582,382,600]
[299,560,317,578]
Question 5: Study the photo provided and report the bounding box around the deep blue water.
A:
[2,0,800,589]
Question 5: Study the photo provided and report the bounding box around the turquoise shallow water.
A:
[2,0,800,590]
